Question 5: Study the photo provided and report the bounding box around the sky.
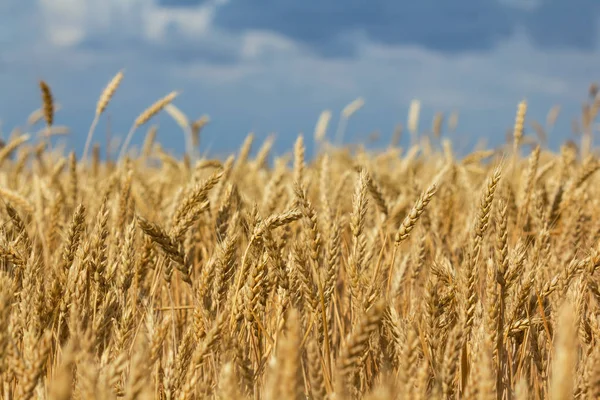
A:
[1,0,600,159]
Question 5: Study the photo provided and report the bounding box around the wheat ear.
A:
[39,80,54,127]
[118,91,178,163]
[83,70,124,163]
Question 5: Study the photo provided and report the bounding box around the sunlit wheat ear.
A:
[395,183,437,245]
[47,339,77,400]
[407,99,421,143]
[118,91,178,163]
[512,100,527,164]
[314,109,332,144]
[97,70,124,117]
[82,70,124,163]
[27,104,62,127]
[27,108,44,127]
[164,103,189,131]
[432,112,444,138]
[546,105,561,131]
[191,115,210,149]
[342,97,365,119]
[582,104,596,158]
[234,133,254,172]
[448,110,459,133]
[293,135,305,186]
[549,300,578,400]
[335,97,364,145]
[0,134,30,167]
[141,125,158,159]
[216,362,245,400]
[39,126,70,139]
[39,80,54,127]
[164,103,194,161]
[135,91,179,128]
[389,123,403,147]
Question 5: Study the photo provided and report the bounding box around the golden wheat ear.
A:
[82,70,124,163]
[118,91,178,163]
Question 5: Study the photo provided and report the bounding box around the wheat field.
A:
[0,76,599,400]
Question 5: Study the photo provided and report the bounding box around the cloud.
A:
[156,0,207,7]
[33,0,240,65]
[525,0,600,49]
[0,0,599,158]
[209,0,600,56]
[27,0,600,65]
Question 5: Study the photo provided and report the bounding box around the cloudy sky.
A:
[1,0,600,158]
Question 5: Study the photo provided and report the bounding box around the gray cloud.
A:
[76,31,241,65]
[525,0,599,49]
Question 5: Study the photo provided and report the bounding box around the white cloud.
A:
[241,31,299,60]
[39,0,86,46]
[37,0,225,48]
[142,4,217,41]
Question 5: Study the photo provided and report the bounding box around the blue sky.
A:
[1,0,600,158]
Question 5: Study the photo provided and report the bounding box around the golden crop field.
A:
[0,75,599,400]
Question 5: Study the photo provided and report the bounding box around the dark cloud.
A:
[525,0,599,50]
[204,0,600,57]
[211,0,513,55]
